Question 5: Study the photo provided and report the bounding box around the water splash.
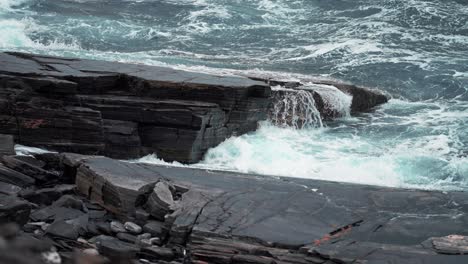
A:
[270,87,323,129]
[308,84,353,118]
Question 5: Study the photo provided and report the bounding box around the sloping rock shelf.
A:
[0,148,467,264]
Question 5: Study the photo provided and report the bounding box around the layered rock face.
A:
[0,52,271,163]
[0,52,390,162]
[1,152,467,264]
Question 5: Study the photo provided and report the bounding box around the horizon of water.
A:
[2,0,467,190]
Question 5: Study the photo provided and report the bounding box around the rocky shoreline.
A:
[1,142,468,264]
[1,52,387,163]
[1,52,466,264]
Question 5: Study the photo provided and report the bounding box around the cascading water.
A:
[270,87,323,129]
[269,83,353,129]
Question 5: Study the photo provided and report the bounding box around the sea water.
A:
[2,0,467,190]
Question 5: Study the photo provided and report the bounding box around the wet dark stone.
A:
[0,164,35,187]
[143,221,166,239]
[96,221,112,235]
[0,194,31,226]
[96,236,140,259]
[0,52,271,164]
[116,232,137,244]
[1,155,59,184]
[52,194,86,211]
[19,184,75,205]
[0,181,22,196]
[145,181,175,221]
[30,206,85,223]
[139,246,175,261]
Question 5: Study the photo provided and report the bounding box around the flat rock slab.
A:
[74,157,468,263]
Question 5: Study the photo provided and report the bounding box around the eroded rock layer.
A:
[0,52,390,162]
[0,52,271,163]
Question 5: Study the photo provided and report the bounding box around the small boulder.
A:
[45,214,89,240]
[0,181,22,196]
[145,181,175,221]
[149,237,162,246]
[95,222,112,235]
[0,194,31,226]
[135,208,150,225]
[53,194,86,211]
[116,232,137,244]
[109,221,126,233]
[139,246,175,261]
[143,221,166,238]
[0,165,35,187]
[30,206,85,222]
[124,221,142,235]
[96,236,140,259]
[1,155,59,184]
[20,185,75,205]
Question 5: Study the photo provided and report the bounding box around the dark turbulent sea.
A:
[1,0,467,189]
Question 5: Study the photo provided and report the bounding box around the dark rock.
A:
[150,237,162,246]
[428,235,468,255]
[145,181,175,221]
[61,153,94,183]
[231,254,276,264]
[136,238,152,248]
[23,222,43,233]
[139,246,175,261]
[0,181,22,195]
[0,194,31,225]
[19,184,75,205]
[110,221,126,234]
[33,152,63,171]
[143,221,166,238]
[1,155,59,184]
[96,236,140,259]
[137,233,151,240]
[116,232,137,244]
[0,222,20,239]
[96,222,112,235]
[76,157,159,216]
[45,214,89,240]
[88,209,107,220]
[314,80,389,113]
[0,134,14,156]
[0,52,271,163]
[135,208,150,225]
[13,156,46,169]
[124,221,142,235]
[52,194,86,211]
[167,189,212,246]
[0,164,35,187]
[30,206,84,222]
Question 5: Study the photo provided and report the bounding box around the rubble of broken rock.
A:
[1,134,468,264]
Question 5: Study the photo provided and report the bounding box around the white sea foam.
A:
[0,0,30,12]
[15,145,56,156]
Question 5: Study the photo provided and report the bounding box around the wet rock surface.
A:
[0,52,389,162]
[0,52,271,163]
[0,52,457,264]
[0,152,466,263]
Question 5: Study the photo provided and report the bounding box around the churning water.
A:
[2,0,467,190]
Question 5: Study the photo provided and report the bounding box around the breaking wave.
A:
[2,0,468,190]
